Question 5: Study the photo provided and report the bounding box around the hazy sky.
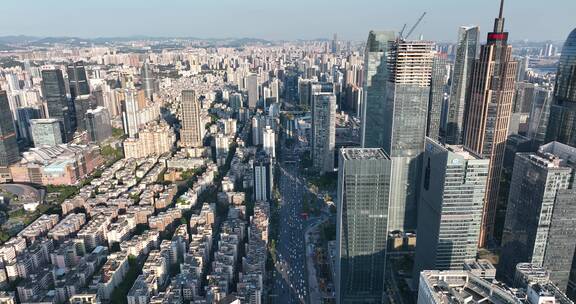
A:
[1,0,574,42]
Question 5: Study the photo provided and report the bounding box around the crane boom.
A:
[399,24,407,39]
[405,12,426,40]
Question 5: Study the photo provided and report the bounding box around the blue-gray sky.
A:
[1,0,574,42]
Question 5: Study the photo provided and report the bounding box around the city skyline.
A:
[0,0,575,303]
[0,0,574,42]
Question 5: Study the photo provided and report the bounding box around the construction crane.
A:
[404,12,426,40]
[399,23,407,39]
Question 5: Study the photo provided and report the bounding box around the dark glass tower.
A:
[42,68,72,142]
[446,26,479,145]
[336,148,391,304]
[0,89,19,166]
[499,142,576,292]
[545,27,576,146]
[361,30,395,148]
[427,55,450,142]
[67,61,90,98]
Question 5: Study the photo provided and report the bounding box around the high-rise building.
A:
[251,115,263,146]
[413,139,489,283]
[42,68,73,142]
[253,152,273,202]
[417,269,572,304]
[85,107,112,143]
[513,82,536,114]
[121,89,139,138]
[499,142,576,292]
[15,107,41,146]
[262,126,275,159]
[382,39,434,232]
[446,26,479,145]
[528,86,554,146]
[214,134,229,165]
[229,93,243,110]
[427,55,450,142]
[30,119,63,147]
[246,74,258,109]
[67,61,90,99]
[74,96,94,132]
[180,90,203,148]
[331,33,339,54]
[141,61,155,101]
[545,27,576,147]
[0,90,19,166]
[463,0,518,246]
[361,30,396,148]
[311,92,336,174]
[336,148,391,304]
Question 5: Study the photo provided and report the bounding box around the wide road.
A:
[271,144,309,304]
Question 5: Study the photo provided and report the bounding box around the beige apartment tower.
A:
[180,90,203,147]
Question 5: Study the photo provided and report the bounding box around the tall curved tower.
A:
[546,28,576,146]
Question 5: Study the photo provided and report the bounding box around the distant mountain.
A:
[0,35,274,47]
[0,35,41,44]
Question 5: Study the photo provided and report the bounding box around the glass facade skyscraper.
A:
[446,26,479,145]
[361,30,395,149]
[336,148,391,304]
[141,61,155,100]
[67,61,90,98]
[546,27,576,146]
[427,55,450,142]
[413,138,489,285]
[42,68,73,142]
[0,90,19,166]
[499,142,576,292]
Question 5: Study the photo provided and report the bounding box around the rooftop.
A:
[341,148,389,160]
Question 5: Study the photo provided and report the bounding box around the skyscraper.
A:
[246,74,258,109]
[262,126,275,159]
[361,30,395,148]
[427,55,450,142]
[0,90,19,166]
[499,142,576,292]
[42,68,73,142]
[463,0,518,246]
[331,33,339,54]
[446,26,480,145]
[336,148,391,304]
[180,90,203,148]
[141,61,155,101]
[214,133,229,165]
[85,107,112,143]
[253,152,273,202]
[121,89,139,138]
[545,27,576,146]
[382,39,435,232]
[528,85,554,146]
[311,92,336,174]
[15,107,41,146]
[413,139,489,283]
[67,61,90,98]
